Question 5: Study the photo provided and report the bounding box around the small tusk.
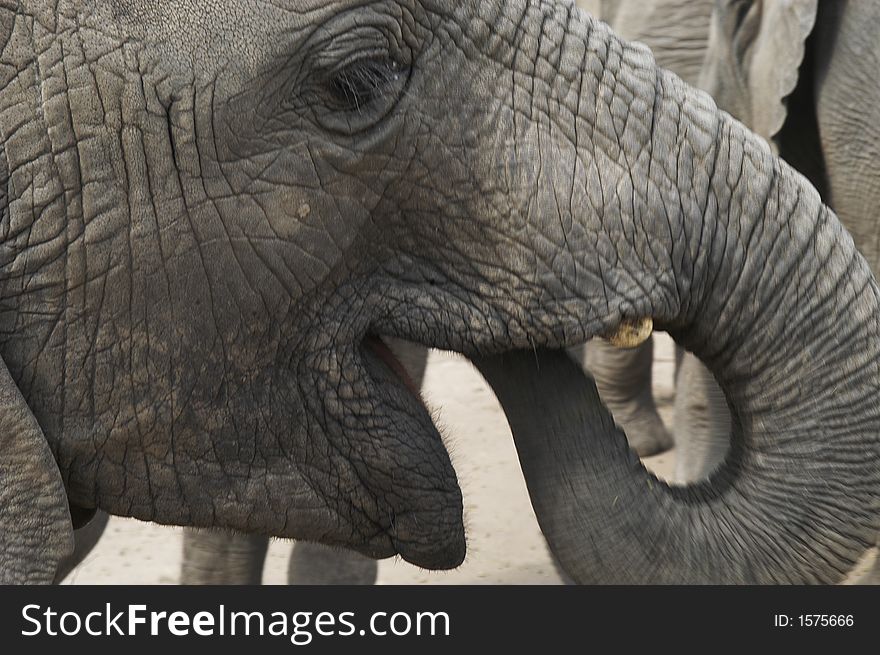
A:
[603,317,653,350]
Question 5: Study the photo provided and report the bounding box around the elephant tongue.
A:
[364,336,422,398]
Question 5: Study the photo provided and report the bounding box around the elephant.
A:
[693,0,880,582]
[64,1,721,583]
[1,0,878,585]
[179,1,689,587]
[570,0,716,458]
[181,0,700,584]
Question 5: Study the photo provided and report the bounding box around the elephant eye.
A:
[312,54,409,135]
[328,57,406,112]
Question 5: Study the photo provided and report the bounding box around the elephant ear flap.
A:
[746,0,818,140]
[701,0,819,145]
[0,357,74,583]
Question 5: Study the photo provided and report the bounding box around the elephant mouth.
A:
[352,333,465,570]
[363,335,423,399]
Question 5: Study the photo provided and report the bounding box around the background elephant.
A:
[571,0,716,458]
[696,0,880,583]
[1,0,877,584]
[181,531,380,585]
[579,0,713,85]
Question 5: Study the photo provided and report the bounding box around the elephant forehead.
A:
[98,1,392,50]
[104,0,318,34]
[81,1,318,77]
[72,1,422,94]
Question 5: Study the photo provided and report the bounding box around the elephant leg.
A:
[574,337,673,457]
[673,353,731,483]
[287,542,378,585]
[53,511,110,583]
[180,529,269,584]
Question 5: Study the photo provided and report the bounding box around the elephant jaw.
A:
[351,334,465,571]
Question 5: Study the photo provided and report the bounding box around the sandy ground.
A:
[63,334,875,584]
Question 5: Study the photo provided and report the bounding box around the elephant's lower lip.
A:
[357,529,466,571]
[363,335,423,398]
[360,335,466,569]
[394,534,467,570]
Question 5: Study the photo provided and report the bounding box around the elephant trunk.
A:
[475,175,880,581]
[470,8,880,583]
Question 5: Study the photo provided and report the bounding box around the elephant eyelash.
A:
[328,57,406,112]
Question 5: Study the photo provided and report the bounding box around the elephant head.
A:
[0,0,877,584]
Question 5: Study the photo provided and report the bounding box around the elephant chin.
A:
[352,519,466,571]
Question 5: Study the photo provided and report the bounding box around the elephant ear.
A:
[704,0,818,142]
[0,13,74,583]
[0,356,74,583]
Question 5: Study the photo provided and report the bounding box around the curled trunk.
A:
[466,7,880,584]
[477,338,880,583]
[473,170,880,582]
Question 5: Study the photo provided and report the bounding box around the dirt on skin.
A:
[62,334,876,585]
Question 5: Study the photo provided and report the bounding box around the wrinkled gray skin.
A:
[571,0,715,458]
[699,0,880,582]
[181,338,426,585]
[1,0,878,585]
